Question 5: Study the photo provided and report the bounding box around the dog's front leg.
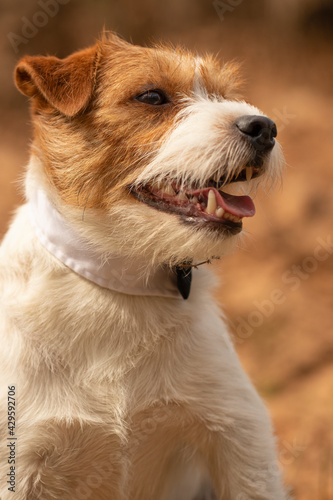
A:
[184,369,289,500]
[174,313,289,500]
[127,399,287,500]
[194,420,287,500]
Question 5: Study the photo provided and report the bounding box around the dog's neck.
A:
[28,189,189,299]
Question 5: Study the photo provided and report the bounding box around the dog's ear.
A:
[15,45,100,117]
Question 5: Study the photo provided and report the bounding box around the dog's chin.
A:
[100,200,242,267]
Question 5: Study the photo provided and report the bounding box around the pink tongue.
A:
[218,190,256,217]
[190,187,256,218]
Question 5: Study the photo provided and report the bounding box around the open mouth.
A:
[132,166,261,234]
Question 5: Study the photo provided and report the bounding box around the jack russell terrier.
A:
[0,32,287,500]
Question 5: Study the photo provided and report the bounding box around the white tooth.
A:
[246,167,253,182]
[163,184,176,196]
[216,207,224,218]
[177,191,188,202]
[206,190,217,214]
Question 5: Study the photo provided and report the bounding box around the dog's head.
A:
[15,33,283,266]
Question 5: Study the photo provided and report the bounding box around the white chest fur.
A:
[0,204,286,499]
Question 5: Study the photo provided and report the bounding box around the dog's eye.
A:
[135,90,168,106]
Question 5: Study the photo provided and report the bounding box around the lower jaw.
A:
[180,215,243,235]
[133,192,243,236]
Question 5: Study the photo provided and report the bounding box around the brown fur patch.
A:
[15,33,242,211]
[198,55,242,98]
[15,45,100,117]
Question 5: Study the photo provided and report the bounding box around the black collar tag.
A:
[175,263,192,300]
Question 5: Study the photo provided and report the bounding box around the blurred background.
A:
[1,0,332,497]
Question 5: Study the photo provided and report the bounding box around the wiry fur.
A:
[0,33,288,499]
[134,97,283,190]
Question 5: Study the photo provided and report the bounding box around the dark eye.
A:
[135,89,168,106]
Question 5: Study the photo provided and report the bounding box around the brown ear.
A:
[15,45,100,117]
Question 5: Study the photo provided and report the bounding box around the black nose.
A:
[235,115,277,152]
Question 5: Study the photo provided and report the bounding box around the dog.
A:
[0,32,287,500]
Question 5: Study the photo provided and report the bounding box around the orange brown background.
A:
[1,1,332,498]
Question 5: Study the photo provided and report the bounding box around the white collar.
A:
[28,189,185,299]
